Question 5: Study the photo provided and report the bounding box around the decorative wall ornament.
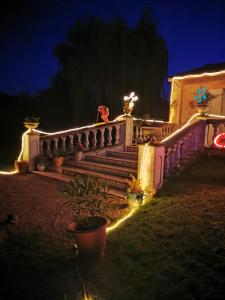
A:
[123,92,138,115]
[97,105,109,122]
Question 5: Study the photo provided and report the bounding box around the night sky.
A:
[0,0,225,95]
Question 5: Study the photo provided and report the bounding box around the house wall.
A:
[169,74,225,127]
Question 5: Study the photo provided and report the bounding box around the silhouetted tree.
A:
[53,10,168,125]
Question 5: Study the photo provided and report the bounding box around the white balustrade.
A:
[133,121,174,144]
[163,120,206,178]
[39,120,125,156]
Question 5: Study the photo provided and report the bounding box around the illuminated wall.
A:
[169,71,225,127]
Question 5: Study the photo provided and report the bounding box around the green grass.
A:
[83,154,225,300]
[1,154,225,299]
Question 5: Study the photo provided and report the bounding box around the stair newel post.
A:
[107,126,112,146]
[92,130,97,148]
[117,115,133,147]
[100,128,105,148]
[84,131,89,150]
[138,143,165,195]
[23,126,40,171]
[115,124,120,145]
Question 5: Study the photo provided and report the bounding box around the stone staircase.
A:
[61,146,138,198]
[34,145,138,199]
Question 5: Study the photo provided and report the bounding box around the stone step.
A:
[65,159,137,178]
[106,150,138,160]
[60,165,128,192]
[32,170,126,199]
[126,145,138,153]
[85,154,138,169]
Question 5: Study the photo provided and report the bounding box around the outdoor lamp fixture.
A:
[123,91,138,115]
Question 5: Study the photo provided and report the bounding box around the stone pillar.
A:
[138,143,165,196]
[118,115,134,147]
[23,132,40,171]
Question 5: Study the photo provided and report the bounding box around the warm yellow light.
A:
[34,115,124,137]
[0,129,30,175]
[172,69,225,81]
[106,208,137,233]
[161,113,200,143]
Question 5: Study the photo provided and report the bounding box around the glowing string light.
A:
[171,69,225,81]
[0,129,30,175]
[106,208,137,233]
[214,133,225,148]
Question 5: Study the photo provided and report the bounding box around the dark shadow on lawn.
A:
[0,230,80,300]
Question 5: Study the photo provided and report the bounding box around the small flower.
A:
[127,174,144,194]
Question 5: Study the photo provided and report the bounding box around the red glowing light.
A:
[214,133,225,148]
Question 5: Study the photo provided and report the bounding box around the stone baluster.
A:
[45,139,51,155]
[175,143,181,171]
[61,136,66,152]
[77,133,81,144]
[40,140,44,155]
[53,138,59,153]
[100,128,105,147]
[115,125,120,145]
[92,130,97,148]
[164,147,172,178]
[107,126,112,146]
[84,131,89,150]
[69,135,74,152]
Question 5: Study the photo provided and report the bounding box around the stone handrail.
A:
[161,119,206,178]
[39,120,125,155]
[133,120,174,143]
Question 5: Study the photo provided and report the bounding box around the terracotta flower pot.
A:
[74,151,82,161]
[53,156,64,167]
[196,103,209,115]
[37,163,46,172]
[14,160,29,174]
[73,216,107,258]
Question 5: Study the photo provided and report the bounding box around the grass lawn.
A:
[0,154,225,299]
[84,154,225,300]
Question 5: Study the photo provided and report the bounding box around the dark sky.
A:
[0,0,225,95]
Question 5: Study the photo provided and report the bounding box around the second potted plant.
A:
[61,173,111,258]
[52,150,65,167]
[74,142,84,161]
[126,174,144,208]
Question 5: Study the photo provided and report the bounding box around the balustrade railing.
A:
[39,120,125,156]
[162,120,206,178]
[133,121,174,143]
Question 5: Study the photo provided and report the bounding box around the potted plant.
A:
[194,87,214,115]
[52,150,65,167]
[14,160,29,174]
[74,142,84,161]
[126,174,144,208]
[61,173,111,258]
[24,116,40,132]
[35,155,47,171]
